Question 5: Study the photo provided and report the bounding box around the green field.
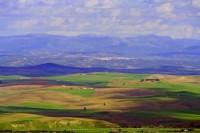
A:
[0,72,200,132]
[48,72,149,87]
[48,87,95,97]
[0,75,27,80]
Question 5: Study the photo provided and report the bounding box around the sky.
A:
[0,0,200,39]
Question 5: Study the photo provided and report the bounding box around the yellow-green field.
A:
[0,73,200,132]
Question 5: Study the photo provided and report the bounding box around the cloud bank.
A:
[0,0,200,39]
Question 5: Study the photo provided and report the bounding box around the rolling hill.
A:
[0,63,200,76]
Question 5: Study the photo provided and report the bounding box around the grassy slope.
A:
[1,73,200,131]
[47,73,200,121]
[47,72,148,87]
[48,88,95,97]
[19,102,65,110]
[0,113,199,132]
[0,113,119,131]
[0,75,27,80]
[47,72,200,95]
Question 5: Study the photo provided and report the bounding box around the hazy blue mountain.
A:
[0,63,111,76]
[0,34,200,69]
[0,63,199,76]
[0,34,199,56]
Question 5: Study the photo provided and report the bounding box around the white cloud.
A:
[78,22,90,29]
[197,29,200,34]
[158,24,194,38]
[111,9,121,20]
[11,17,66,31]
[68,17,75,23]
[1,0,200,39]
[17,0,57,5]
[41,0,57,5]
[129,8,141,17]
[192,0,200,8]
[85,0,99,8]
[158,3,174,13]
[12,19,39,29]
[84,0,119,8]
[113,19,199,39]
[157,2,176,19]
[18,0,28,4]
[49,17,65,27]
[101,0,119,8]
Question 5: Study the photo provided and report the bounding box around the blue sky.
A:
[0,0,200,39]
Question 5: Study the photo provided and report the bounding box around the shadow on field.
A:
[0,79,107,88]
[134,89,200,111]
[108,87,200,110]
[0,105,200,128]
[93,88,200,128]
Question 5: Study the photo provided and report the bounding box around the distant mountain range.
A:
[0,63,199,76]
[0,34,200,71]
[0,34,200,57]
